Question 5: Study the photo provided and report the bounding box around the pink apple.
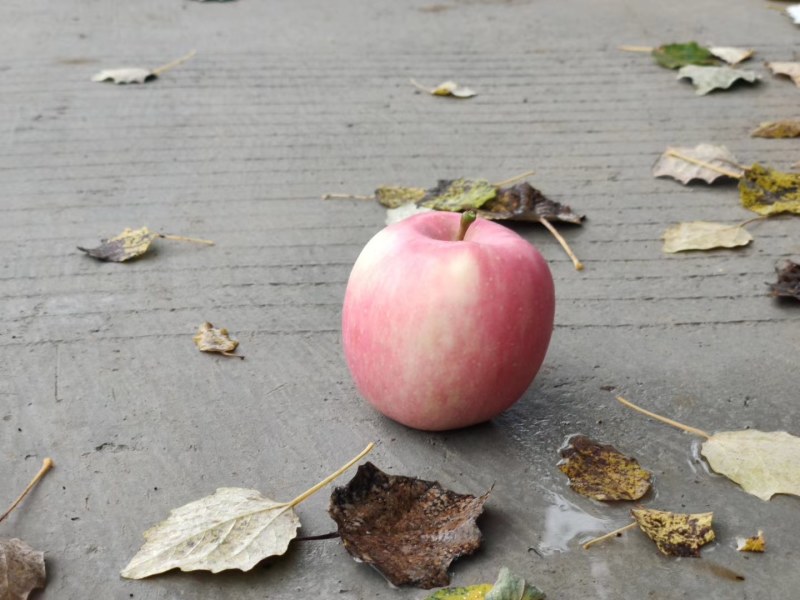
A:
[342,211,555,431]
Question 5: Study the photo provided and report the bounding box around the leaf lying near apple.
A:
[342,211,555,431]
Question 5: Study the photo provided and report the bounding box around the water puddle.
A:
[537,491,615,555]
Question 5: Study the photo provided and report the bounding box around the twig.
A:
[493,170,536,188]
[619,45,654,53]
[221,351,245,360]
[540,217,584,271]
[288,442,375,508]
[151,50,197,76]
[616,396,710,439]
[582,521,637,549]
[159,233,215,245]
[0,458,54,524]
[665,150,744,180]
[295,532,340,542]
[321,193,374,201]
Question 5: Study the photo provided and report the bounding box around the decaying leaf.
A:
[558,435,652,501]
[677,65,759,95]
[424,567,545,600]
[770,260,800,300]
[739,164,800,216]
[661,221,752,253]
[329,462,489,589]
[751,120,800,139]
[91,50,196,84]
[737,530,765,553]
[375,186,427,208]
[631,508,715,557]
[122,443,373,579]
[418,179,497,211]
[193,322,242,359]
[653,144,744,184]
[709,46,754,65]
[425,584,494,600]
[652,42,716,69]
[701,430,800,501]
[767,61,800,87]
[78,227,158,262]
[478,183,584,225]
[0,539,46,600]
[786,5,800,25]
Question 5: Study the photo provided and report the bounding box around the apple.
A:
[342,210,555,431]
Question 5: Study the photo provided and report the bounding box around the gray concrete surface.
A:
[2,0,800,598]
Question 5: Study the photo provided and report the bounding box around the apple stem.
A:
[457,211,477,241]
[539,217,584,271]
[0,458,54,525]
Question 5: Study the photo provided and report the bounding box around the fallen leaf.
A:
[417,179,497,211]
[424,568,545,600]
[709,46,754,65]
[631,508,715,557]
[0,539,46,600]
[751,120,800,138]
[425,584,494,600]
[193,322,243,359]
[411,79,476,98]
[677,65,759,95]
[737,530,765,553]
[558,435,652,501]
[91,50,196,84]
[385,203,434,225]
[652,144,744,184]
[767,61,800,87]
[122,443,374,579]
[329,462,489,589]
[701,431,800,501]
[78,227,158,262]
[661,221,752,253]
[770,260,800,300]
[786,5,800,24]
[375,186,427,208]
[739,164,800,215]
[478,183,584,225]
[652,42,716,69]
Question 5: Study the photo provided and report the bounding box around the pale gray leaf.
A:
[652,144,744,184]
[91,68,154,84]
[708,47,753,66]
[662,221,752,253]
[677,65,758,95]
[0,538,46,600]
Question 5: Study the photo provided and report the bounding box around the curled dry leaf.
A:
[652,144,744,184]
[737,530,765,553]
[329,462,489,589]
[751,120,800,139]
[767,62,800,87]
[631,508,715,557]
[193,322,243,359]
[770,260,800,300]
[708,46,754,66]
[0,539,46,600]
[78,227,158,262]
[652,42,716,69]
[558,435,652,501]
[479,183,584,225]
[661,221,752,253]
[677,65,758,95]
[92,50,196,84]
[424,567,545,600]
[739,164,800,216]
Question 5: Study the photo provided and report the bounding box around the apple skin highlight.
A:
[342,211,555,431]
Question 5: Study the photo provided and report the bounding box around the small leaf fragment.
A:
[431,81,477,98]
[677,65,758,95]
[479,183,584,225]
[425,584,494,600]
[78,227,158,262]
[767,61,800,87]
[558,435,652,501]
[652,42,716,69]
[751,120,800,139]
[631,508,715,557]
[418,179,497,211]
[701,430,800,500]
[0,538,46,600]
[91,67,154,84]
[653,144,744,184]
[375,185,427,208]
[737,530,765,553]
[786,5,800,25]
[485,567,546,600]
[193,322,242,359]
[709,46,754,65]
[770,260,800,300]
[739,164,800,216]
[662,221,752,253]
[329,462,489,589]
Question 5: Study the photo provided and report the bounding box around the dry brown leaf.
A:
[767,61,800,87]
[751,120,800,139]
[193,322,243,359]
[653,144,744,184]
[0,539,46,600]
[329,462,489,589]
[631,508,715,557]
[709,47,754,65]
[558,435,652,501]
[737,530,765,553]
[479,182,584,225]
[770,260,800,300]
[661,221,752,253]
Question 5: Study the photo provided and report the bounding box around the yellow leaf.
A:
[193,322,243,359]
[661,221,752,253]
[739,164,800,216]
[737,530,765,553]
[78,227,158,262]
[631,508,715,557]
[751,120,800,139]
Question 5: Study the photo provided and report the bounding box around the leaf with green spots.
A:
[375,186,427,208]
[425,584,493,600]
[652,42,716,69]
[424,568,546,600]
[739,164,800,216]
[418,178,497,211]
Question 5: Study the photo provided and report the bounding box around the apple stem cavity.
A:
[0,457,54,525]
[457,211,477,241]
[540,217,584,271]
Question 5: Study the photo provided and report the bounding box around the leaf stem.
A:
[457,211,477,241]
[616,396,710,439]
[295,532,340,541]
[221,351,245,360]
[0,458,54,525]
[619,45,655,53]
[493,170,536,188]
[321,193,374,201]
[665,150,744,180]
[287,442,375,508]
[540,217,584,270]
[151,50,197,76]
[582,521,637,549]
[158,233,215,245]
[409,78,432,93]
